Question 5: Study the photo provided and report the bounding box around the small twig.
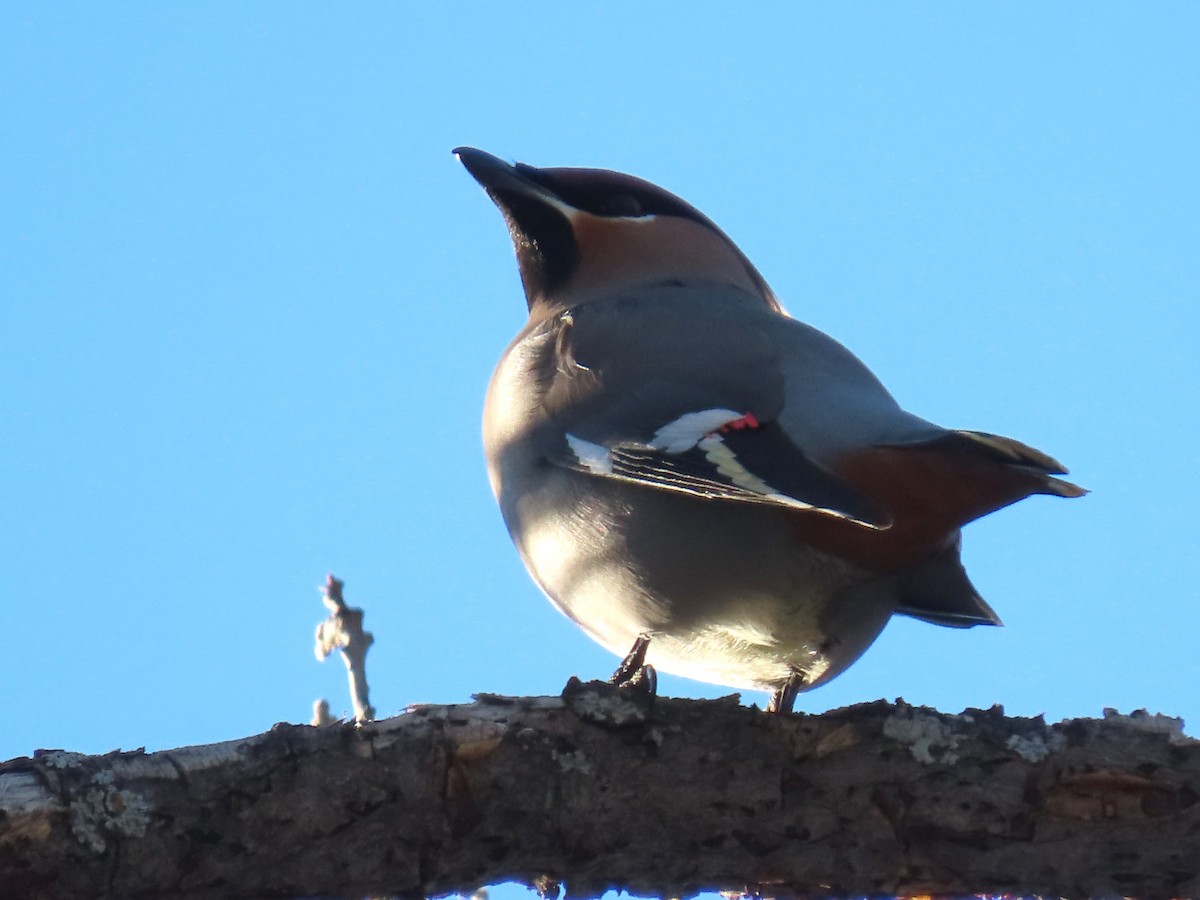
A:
[310,699,335,727]
[313,574,376,723]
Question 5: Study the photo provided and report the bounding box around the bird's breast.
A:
[494,458,893,692]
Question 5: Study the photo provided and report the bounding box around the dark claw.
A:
[766,670,806,714]
[621,663,656,698]
[609,635,652,687]
[607,636,658,700]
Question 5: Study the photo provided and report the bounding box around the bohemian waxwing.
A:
[457,147,1084,713]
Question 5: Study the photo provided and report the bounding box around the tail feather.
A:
[821,428,1086,573]
[955,430,1088,498]
[895,536,1002,629]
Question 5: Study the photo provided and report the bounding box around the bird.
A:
[456,146,1084,713]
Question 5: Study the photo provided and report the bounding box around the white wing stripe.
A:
[650,408,743,453]
[566,433,614,474]
[698,435,816,511]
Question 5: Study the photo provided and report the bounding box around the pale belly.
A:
[504,470,898,694]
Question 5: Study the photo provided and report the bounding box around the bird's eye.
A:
[602,194,644,217]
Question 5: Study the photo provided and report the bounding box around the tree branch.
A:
[2,684,1196,899]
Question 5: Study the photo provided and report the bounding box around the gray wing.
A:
[536,287,891,528]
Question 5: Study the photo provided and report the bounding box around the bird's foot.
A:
[766,670,807,714]
[618,662,657,698]
[608,635,658,699]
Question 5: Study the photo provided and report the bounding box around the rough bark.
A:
[1,683,1196,900]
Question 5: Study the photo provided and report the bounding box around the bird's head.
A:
[456,148,780,317]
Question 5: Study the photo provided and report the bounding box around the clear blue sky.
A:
[3,3,1197,888]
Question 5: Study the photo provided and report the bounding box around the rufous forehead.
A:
[569,212,761,294]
